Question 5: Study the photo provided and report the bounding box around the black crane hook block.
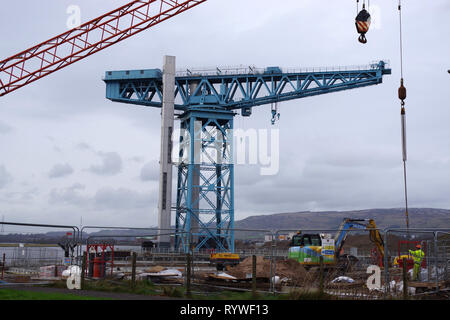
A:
[355,8,371,44]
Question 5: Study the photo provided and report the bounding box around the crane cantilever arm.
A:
[0,0,207,97]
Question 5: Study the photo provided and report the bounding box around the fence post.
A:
[427,240,431,283]
[252,255,257,298]
[271,233,277,294]
[270,235,274,293]
[383,230,390,298]
[131,251,137,288]
[186,252,192,297]
[319,256,324,295]
[80,251,86,290]
[434,232,439,291]
[1,253,5,280]
[402,257,408,299]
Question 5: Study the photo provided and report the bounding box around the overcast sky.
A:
[0,0,449,230]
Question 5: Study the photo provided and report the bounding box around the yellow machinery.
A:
[210,252,240,271]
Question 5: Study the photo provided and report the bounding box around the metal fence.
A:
[0,221,448,299]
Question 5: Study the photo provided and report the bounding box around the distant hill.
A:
[1,208,448,243]
[234,208,450,232]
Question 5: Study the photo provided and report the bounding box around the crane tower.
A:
[104,60,392,252]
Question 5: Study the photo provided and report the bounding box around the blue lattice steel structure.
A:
[104,60,391,252]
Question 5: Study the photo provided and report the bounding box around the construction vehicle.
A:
[288,218,385,270]
[210,252,241,271]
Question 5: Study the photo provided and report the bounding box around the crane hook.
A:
[355,4,371,44]
[271,103,280,125]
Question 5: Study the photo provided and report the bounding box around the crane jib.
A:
[0,0,207,97]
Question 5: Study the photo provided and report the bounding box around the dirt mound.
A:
[227,256,312,284]
[226,256,269,279]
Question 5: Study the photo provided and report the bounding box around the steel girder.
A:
[174,110,234,252]
[104,61,391,113]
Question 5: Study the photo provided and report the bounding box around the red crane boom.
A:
[0,0,206,97]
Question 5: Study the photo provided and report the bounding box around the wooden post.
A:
[80,251,86,290]
[186,252,192,297]
[319,256,324,294]
[1,253,5,280]
[402,257,408,299]
[131,252,137,288]
[252,255,257,297]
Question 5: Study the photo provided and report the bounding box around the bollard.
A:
[131,252,137,288]
[80,252,86,290]
[319,256,324,294]
[402,257,408,299]
[252,255,257,298]
[186,253,192,297]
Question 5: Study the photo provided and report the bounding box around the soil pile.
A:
[227,256,313,284]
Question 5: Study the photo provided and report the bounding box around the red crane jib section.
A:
[0,0,206,97]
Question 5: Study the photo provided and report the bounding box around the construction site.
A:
[0,0,449,303]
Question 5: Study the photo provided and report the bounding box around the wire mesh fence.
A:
[0,221,448,299]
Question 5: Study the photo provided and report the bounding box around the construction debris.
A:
[331,276,355,283]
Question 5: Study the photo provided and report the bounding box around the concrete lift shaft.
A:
[158,55,175,248]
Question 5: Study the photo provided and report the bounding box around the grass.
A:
[0,288,111,300]
[51,279,164,297]
[45,279,337,300]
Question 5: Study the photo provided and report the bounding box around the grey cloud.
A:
[76,142,92,151]
[0,121,12,134]
[94,187,154,210]
[0,188,39,204]
[130,156,145,164]
[49,184,154,211]
[0,165,12,189]
[140,161,159,182]
[89,152,123,176]
[48,163,74,179]
[49,183,88,206]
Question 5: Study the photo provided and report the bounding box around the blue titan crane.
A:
[104,60,391,253]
